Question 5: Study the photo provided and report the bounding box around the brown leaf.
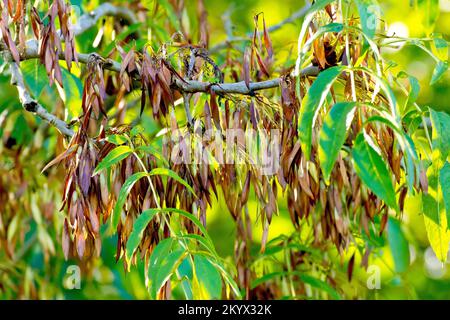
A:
[255,48,270,78]
[379,212,388,236]
[240,171,251,206]
[12,0,23,23]
[262,16,273,59]
[249,101,257,130]
[243,47,251,89]
[209,90,221,131]
[347,252,355,282]
[76,229,85,259]
[41,144,78,173]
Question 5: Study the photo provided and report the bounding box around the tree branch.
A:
[17,44,319,95]
[9,62,75,137]
[210,3,311,53]
[2,3,137,138]
[2,2,318,138]
[71,3,138,36]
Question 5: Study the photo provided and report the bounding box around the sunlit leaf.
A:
[105,134,129,145]
[94,146,133,175]
[148,168,196,195]
[192,254,222,299]
[352,132,398,210]
[387,217,410,273]
[319,102,357,184]
[440,162,450,228]
[299,66,346,159]
[148,238,186,299]
[356,0,378,40]
[158,0,180,30]
[112,172,147,230]
[432,37,449,62]
[430,61,448,85]
[126,208,159,264]
[61,67,83,121]
[423,193,449,263]
[423,109,450,262]
[21,60,48,98]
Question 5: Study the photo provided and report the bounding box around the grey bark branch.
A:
[17,44,319,95]
[9,62,75,137]
[3,3,138,138]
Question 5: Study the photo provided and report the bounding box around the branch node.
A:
[24,101,38,112]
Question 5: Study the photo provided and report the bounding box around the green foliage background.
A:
[0,0,449,299]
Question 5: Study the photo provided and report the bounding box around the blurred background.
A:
[0,0,449,299]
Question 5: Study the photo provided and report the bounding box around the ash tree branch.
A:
[9,62,75,137]
[17,44,319,95]
[2,1,318,138]
[3,3,137,138]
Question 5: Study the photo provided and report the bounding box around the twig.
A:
[264,3,311,34]
[210,3,311,53]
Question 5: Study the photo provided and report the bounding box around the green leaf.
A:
[251,271,340,299]
[300,274,341,300]
[423,109,450,261]
[177,234,218,256]
[298,66,346,159]
[158,0,180,30]
[111,172,147,230]
[430,108,450,168]
[194,251,241,299]
[432,37,449,62]
[11,114,33,145]
[319,102,357,183]
[148,168,196,196]
[105,134,129,145]
[94,146,133,175]
[148,238,186,299]
[430,61,448,85]
[352,133,398,210]
[440,162,450,229]
[356,0,378,40]
[21,60,48,98]
[423,193,449,262]
[130,125,144,137]
[136,145,169,166]
[387,217,410,273]
[167,208,214,247]
[398,72,420,110]
[192,254,222,299]
[125,209,159,264]
[61,67,83,121]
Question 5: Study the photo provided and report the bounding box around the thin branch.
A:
[16,44,319,95]
[264,3,311,34]
[210,3,311,53]
[9,62,75,137]
[174,66,319,94]
[71,3,137,36]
